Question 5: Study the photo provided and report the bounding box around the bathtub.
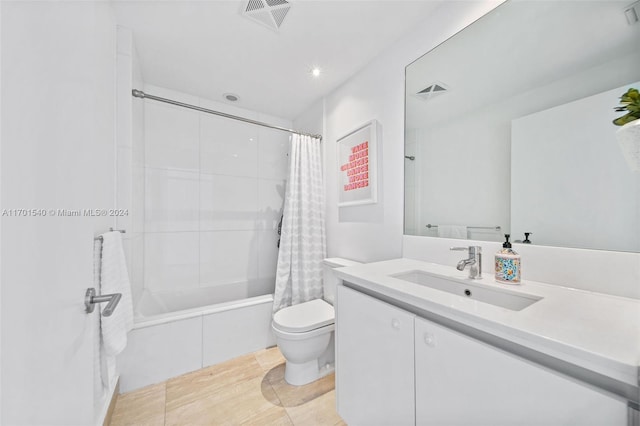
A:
[117,288,276,393]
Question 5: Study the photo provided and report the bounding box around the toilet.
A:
[272,257,361,386]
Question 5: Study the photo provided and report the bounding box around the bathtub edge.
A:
[132,294,274,330]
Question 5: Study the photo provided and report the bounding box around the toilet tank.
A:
[323,257,362,305]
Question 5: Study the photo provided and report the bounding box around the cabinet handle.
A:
[424,332,437,347]
[391,318,401,330]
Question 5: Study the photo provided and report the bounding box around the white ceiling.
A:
[113,0,444,120]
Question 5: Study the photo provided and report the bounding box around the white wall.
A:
[404,129,418,235]
[311,0,640,300]
[137,85,291,302]
[317,1,505,263]
[1,1,117,424]
[293,99,324,138]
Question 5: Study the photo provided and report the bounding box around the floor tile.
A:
[267,366,335,408]
[111,348,343,426]
[285,390,342,426]
[254,346,286,372]
[110,382,166,426]
[165,353,263,412]
[240,405,293,425]
[165,376,282,425]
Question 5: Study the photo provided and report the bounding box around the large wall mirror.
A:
[405,0,640,252]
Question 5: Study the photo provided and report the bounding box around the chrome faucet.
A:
[450,246,482,279]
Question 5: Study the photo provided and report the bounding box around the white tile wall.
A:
[131,166,145,233]
[257,230,280,280]
[145,102,200,171]
[145,84,200,106]
[200,97,260,119]
[258,126,289,180]
[249,278,277,298]
[116,146,133,232]
[257,178,286,231]
[200,115,259,177]
[132,99,145,167]
[131,84,290,299]
[201,302,276,367]
[144,232,199,291]
[145,168,199,232]
[117,316,203,392]
[200,174,258,231]
[129,232,145,303]
[205,282,252,303]
[200,230,259,286]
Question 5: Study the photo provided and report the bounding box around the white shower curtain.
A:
[273,134,326,312]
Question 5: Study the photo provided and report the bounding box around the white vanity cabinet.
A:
[414,316,628,425]
[335,285,415,425]
[336,284,629,426]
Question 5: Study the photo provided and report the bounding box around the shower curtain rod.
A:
[132,89,323,140]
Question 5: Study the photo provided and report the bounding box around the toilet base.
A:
[284,359,335,386]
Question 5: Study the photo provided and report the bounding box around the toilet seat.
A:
[272,299,334,333]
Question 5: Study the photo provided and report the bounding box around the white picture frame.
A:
[336,120,378,207]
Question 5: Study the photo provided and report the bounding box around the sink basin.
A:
[391,270,542,311]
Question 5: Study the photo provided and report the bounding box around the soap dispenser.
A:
[495,234,521,284]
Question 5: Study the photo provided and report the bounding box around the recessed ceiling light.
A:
[311,67,321,77]
[223,93,239,102]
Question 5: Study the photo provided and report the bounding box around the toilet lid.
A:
[273,299,335,333]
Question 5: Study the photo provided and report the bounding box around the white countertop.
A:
[334,258,640,388]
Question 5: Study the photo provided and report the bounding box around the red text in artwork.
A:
[341,141,369,191]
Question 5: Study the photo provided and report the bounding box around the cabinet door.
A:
[415,316,627,426]
[336,285,415,426]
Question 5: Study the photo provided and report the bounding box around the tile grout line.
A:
[284,408,296,426]
[163,381,168,426]
[264,364,294,425]
[253,352,295,425]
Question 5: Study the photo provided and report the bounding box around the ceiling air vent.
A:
[242,0,292,32]
[415,81,449,101]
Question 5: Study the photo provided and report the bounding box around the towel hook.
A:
[85,288,122,317]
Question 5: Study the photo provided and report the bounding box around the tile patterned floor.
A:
[110,347,346,426]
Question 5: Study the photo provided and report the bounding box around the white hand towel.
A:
[93,240,108,395]
[437,225,468,239]
[100,231,134,357]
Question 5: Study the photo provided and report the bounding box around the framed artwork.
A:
[337,120,378,207]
